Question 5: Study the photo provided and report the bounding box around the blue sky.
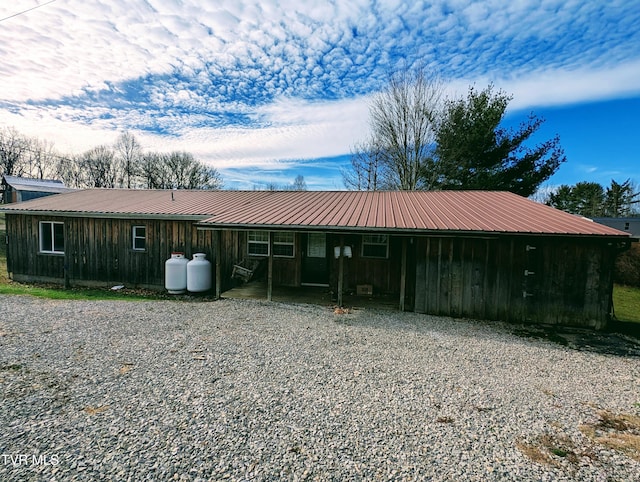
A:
[1,0,639,190]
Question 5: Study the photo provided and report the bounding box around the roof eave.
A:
[195,222,631,239]
[1,209,210,221]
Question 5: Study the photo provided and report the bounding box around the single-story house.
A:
[1,175,73,204]
[0,189,632,329]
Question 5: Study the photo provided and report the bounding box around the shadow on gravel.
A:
[510,321,640,358]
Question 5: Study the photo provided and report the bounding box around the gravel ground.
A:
[1,294,639,481]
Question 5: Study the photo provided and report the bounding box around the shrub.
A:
[615,242,640,287]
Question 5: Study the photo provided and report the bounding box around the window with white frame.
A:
[132,225,146,251]
[272,232,294,257]
[39,221,64,254]
[361,234,388,258]
[247,231,269,256]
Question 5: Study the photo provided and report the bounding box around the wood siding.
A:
[5,214,226,290]
[228,232,401,294]
[328,233,401,296]
[5,213,618,328]
[413,236,616,329]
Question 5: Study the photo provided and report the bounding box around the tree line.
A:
[343,68,565,197]
[0,127,223,190]
[545,179,640,218]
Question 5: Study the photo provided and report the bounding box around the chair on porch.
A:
[231,259,261,283]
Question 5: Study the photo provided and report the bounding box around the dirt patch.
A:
[580,411,640,462]
[511,324,640,357]
[518,409,640,470]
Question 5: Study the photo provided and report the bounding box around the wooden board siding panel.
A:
[6,214,219,290]
[272,257,299,287]
[414,235,614,328]
[340,234,402,295]
[526,238,615,329]
[413,238,427,313]
[5,214,65,282]
[415,237,494,319]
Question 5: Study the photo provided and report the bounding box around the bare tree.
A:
[81,145,117,188]
[114,131,142,188]
[367,67,443,190]
[0,126,29,176]
[195,165,223,190]
[139,152,169,189]
[0,127,63,180]
[291,175,307,191]
[342,138,384,191]
[25,138,58,179]
[55,154,86,188]
[140,151,223,190]
[0,125,225,190]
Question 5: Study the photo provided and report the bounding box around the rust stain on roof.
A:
[0,188,629,237]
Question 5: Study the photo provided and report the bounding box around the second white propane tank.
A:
[187,253,212,293]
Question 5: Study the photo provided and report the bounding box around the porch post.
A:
[267,231,273,301]
[399,237,407,311]
[215,230,222,300]
[337,235,344,307]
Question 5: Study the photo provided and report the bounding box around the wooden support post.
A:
[215,230,222,300]
[267,231,273,301]
[337,235,344,307]
[399,237,407,311]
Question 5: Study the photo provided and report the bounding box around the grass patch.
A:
[516,433,580,468]
[0,223,165,301]
[613,284,640,323]
[0,282,165,301]
[518,409,640,471]
[580,410,640,462]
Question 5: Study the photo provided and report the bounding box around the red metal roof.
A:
[0,188,629,237]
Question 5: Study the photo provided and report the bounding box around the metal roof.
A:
[0,188,254,219]
[0,188,629,237]
[2,175,71,194]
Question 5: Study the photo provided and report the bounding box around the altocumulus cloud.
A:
[1,0,639,182]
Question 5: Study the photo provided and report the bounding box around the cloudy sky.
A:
[1,0,639,190]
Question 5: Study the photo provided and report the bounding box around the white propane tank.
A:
[187,253,212,293]
[165,252,188,294]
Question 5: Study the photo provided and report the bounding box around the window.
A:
[248,231,269,256]
[273,232,294,257]
[132,225,146,251]
[39,221,64,254]
[362,234,388,258]
[624,222,630,231]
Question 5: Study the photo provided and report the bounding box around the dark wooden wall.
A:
[413,235,616,329]
[327,233,401,295]
[4,214,227,290]
[5,213,617,328]
[235,232,402,294]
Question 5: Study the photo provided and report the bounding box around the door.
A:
[302,233,329,285]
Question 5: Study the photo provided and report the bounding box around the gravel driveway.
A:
[1,294,639,481]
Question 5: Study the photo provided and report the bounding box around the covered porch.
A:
[222,280,400,311]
